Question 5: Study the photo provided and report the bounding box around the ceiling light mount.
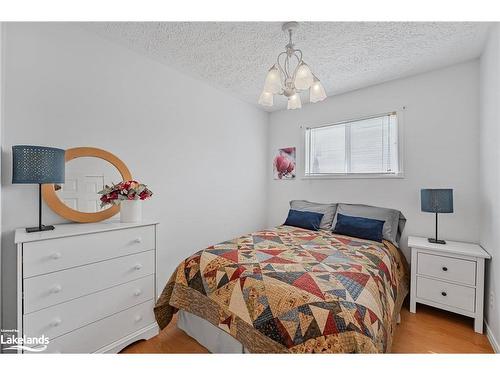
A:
[281,21,299,33]
[258,22,327,110]
[282,21,299,53]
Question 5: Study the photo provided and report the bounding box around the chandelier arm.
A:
[276,52,288,85]
[276,51,286,68]
[295,49,303,63]
[291,50,303,83]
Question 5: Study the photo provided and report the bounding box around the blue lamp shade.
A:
[12,145,65,184]
[421,189,453,213]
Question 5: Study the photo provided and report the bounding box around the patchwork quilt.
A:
[154,225,409,353]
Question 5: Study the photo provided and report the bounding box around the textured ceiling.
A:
[83,22,491,111]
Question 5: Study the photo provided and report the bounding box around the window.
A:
[305,112,400,177]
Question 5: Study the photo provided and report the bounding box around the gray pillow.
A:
[332,203,406,246]
[290,200,337,230]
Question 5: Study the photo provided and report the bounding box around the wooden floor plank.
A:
[121,303,494,354]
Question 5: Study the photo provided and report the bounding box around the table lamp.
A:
[12,145,65,233]
[420,188,453,244]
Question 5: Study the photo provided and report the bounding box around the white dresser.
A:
[408,236,491,333]
[15,221,159,353]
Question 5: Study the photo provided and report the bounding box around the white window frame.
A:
[302,110,405,179]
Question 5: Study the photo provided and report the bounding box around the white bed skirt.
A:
[177,310,248,353]
[178,309,402,353]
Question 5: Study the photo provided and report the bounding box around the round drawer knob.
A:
[133,289,142,296]
[441,291,447,297]
[133,237,142,244]
[50,285,62,294]
[50,318,62,327]
[442,266,448,271]
[133,263,143,271]
[51,252,62,260]
[134,315,143,323]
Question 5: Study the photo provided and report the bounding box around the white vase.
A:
[120,200,142,223]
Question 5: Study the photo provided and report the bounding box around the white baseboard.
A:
[485,320,499,353]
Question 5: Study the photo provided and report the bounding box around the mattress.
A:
[155,225,409,353]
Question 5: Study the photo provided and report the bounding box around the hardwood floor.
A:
[392,303,494,353]
[121,302,494,354]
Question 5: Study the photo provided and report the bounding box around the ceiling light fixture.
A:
[258,22,327,110]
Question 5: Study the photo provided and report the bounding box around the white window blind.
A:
[305,113,399,176]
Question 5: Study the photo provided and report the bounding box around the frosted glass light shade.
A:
[264,65,282,94]
[310,78,327,103]
[258,91,274,106]
[294,62,314,90]
[287,94,302,110]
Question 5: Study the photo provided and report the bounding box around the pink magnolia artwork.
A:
[273,147,296,180]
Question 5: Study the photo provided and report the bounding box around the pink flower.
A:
[275,155,290,173]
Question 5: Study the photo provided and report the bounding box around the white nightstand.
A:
[408,236,491,334]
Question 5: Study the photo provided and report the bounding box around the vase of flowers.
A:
[98,180,153,223]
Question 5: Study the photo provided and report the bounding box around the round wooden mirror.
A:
[42,147,132,223]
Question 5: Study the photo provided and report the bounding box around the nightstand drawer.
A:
[417,252,476,285]
[416,276,475,312]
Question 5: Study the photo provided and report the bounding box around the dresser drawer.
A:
[24,251,154,313]
[23,225,155,278]
[416,276,475,312]
[417,252,476,285]
[24,275,154,339]
[30,300,156,353]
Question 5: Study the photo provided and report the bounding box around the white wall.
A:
[267,61,480,260]
[479,24,500,351]
[0,23,269,332]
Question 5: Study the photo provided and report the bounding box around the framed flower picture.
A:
[273,147,296,180]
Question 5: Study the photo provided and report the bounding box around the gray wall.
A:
[267,61,480,261]
[0,23,269,332]
[479,24,500,350]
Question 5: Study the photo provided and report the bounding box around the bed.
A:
[154,224,409,353]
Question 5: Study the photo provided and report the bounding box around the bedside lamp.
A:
[12,145,65,233]
[420,188,453,244]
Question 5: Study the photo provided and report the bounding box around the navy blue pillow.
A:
[284,209,324,231]
[333,213,385,242]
